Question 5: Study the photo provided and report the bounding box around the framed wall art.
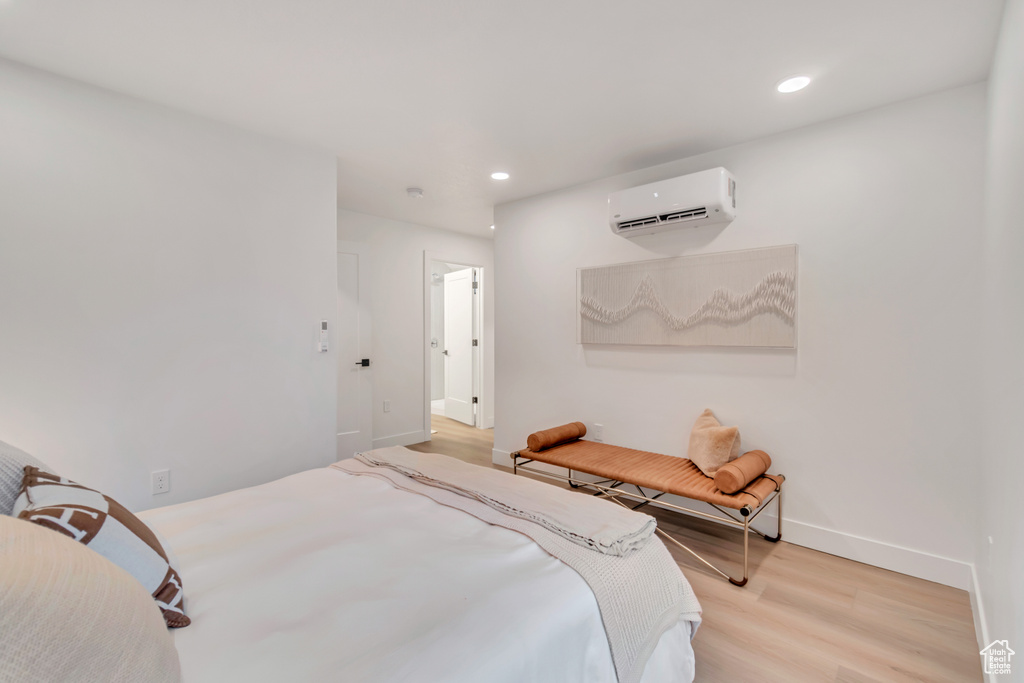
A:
[577,245,798,348]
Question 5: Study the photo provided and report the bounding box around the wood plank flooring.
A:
[409,415,982,682]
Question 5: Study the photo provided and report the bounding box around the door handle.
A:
[354,359,371,367]
[442,350,449,356]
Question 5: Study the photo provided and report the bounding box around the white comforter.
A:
[140,467,696,683]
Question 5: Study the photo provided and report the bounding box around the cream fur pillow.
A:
[687,409,741,477]
[0,515,181,682]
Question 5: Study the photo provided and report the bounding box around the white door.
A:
[443,268,475,426]
[337,244,373,459]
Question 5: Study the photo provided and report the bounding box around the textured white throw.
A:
[356,446,656,555]
[0,439,48,515]
[333,447,702,683]
[0,516,181,682]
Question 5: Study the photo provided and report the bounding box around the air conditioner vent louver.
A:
[608,168,735,237]
[661,207,707,222]
[616,216,660,231]
[616,207,708,231]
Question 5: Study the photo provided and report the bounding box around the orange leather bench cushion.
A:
[520,440,783,511]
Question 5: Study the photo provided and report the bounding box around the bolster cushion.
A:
[527,422,587,452]
[714,450,772,494]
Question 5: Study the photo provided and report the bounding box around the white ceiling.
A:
[0,1,1005,238]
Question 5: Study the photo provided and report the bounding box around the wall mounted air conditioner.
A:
[608,167,736,237]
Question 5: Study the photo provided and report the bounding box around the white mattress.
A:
[140,467,695,683]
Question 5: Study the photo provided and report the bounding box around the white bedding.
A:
[140,467,696,683]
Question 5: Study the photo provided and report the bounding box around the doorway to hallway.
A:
[428,260,478,427]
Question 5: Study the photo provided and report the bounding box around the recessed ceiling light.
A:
[490,224,495,230]
[490,172,510,180]
[777,76,811,93]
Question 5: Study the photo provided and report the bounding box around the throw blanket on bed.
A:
[356,446,655,556]
[332,447,702,683]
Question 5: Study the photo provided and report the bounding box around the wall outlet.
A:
[151,469,170,495]
[383,399,391,413]
[592,423,604,442]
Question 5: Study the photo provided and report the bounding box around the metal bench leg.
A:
[653,526,736,584]
[728,513,750,586]
[764,486,783,543]
[568,468,583,488]
[616,499,752,587]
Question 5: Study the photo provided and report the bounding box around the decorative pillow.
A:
[527,422,587,451]
[13,466,190,628]
[714,449,772,494]
[0,515,181,682]
[0,439,49,516]
[687,409,741,477]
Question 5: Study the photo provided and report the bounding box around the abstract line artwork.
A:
[577,245,798,347]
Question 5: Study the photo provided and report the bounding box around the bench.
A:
[512,439,784,586]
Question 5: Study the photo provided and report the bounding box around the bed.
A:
[1,443,701,682]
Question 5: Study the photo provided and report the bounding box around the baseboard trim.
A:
[777,517,973,590]
[650,495,972,589]
[373,430,428,449]
[969,565,993,682]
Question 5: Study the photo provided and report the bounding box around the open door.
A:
[337,243,373,459]
[443,268,475,426]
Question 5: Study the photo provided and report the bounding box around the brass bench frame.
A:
[511,451,782,587]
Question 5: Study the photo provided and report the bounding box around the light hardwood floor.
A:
[410,415,983,682]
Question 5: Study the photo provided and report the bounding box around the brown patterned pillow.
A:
[12,467,190,628]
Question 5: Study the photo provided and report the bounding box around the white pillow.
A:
[0,515,181,682]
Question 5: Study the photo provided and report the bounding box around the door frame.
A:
[422,251,485,439]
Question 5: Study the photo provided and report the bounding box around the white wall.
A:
[978,0,1024,655]
[0,60,338,511]
[494,84,987,588]
[337,210,495,445]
